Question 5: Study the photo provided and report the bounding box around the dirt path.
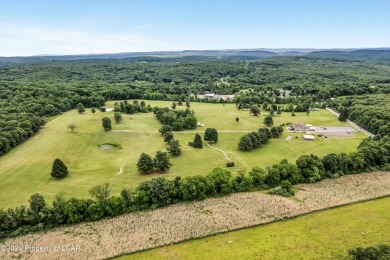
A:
[173,130,253,134]
[112,130,158,133]
[206,143,232,161]
[112,130,253,134]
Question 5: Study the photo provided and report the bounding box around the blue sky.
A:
[0,0,389,56]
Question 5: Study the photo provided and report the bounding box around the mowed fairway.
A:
[0,101,365,208]
[118,197,390,260]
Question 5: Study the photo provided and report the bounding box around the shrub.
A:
[226,162,235,167]
[267,186,295,197]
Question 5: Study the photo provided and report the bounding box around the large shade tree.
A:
[204,128,218,143]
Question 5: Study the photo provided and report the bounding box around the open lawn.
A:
[0,101,365,208]
[119,197,390,260]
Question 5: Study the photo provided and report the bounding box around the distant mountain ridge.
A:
[307,49,390,58]
[1,48,390,63]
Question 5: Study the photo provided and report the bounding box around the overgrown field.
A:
[120,196,390,260]
[1,172,388,260]
[0,101,365,208]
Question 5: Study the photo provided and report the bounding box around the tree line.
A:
[239,126,283,151]
[0,136,388,239]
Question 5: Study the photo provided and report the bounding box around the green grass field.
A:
[0,101,365,208]
[117,197,390,260]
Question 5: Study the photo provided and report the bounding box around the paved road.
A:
[326,107,374,137]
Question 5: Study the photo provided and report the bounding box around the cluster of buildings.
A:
[288,123,316,132]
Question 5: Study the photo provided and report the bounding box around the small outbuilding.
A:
[303,135,315,141]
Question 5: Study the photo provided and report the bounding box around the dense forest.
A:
[1,56,390,155]
[329,94,390,137]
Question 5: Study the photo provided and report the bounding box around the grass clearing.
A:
[0,101,365,208]
[120,196,390,260]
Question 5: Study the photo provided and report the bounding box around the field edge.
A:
[110,194,390,260]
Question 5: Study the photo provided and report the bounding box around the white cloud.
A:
[0,22,182,56]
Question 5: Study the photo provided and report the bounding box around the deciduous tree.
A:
[114,112,122,124]
[67,122,77,132]
[249,105,260,116]
[89,183,111,203]
[137,153,154,174]
[204,128,218,143]
[77,103,85,114]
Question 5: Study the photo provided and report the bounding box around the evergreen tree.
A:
[137,153,154,174]
[264,115,274,126]
[238,135,254,151]
[51,158,68,178]
[193,133,203,148]
[102,117,112,131]
[153,151,172,172]
[167,140,182,156]
[91,107,96,114]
